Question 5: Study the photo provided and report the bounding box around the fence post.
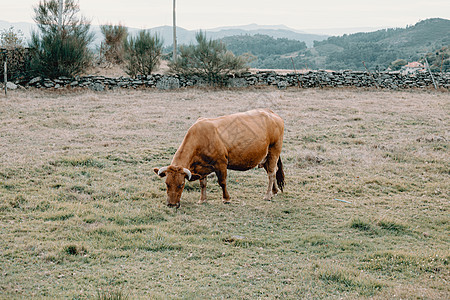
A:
[290,57,301,88]
[3,51,7,97]
[424,57,438,90]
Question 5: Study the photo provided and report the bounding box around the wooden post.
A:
[3,53,7,97]
[290,57,301,88]
[424,57,438,89]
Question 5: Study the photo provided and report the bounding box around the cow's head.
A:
[153,165,195,208]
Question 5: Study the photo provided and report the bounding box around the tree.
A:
[424,46,450,72]
[100,24,128,64]
[169,31,251,86]
[0,27,29,81]
[29,0,94,78]
[123,30,163,77]
[0,26,25,49]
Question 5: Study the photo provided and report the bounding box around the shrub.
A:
[169,31,251,86]
[99,24,128,64]
[0,27,32,81]
[389,59,407,71]
[123,30,163,77]
[1,26,25,49]
[424,46,450,72]
[28,0,94,78]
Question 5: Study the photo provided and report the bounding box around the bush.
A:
[424,46,450,72]
[1,26,25,50]
[28,0,94,78]
[169,31,251,86]
[99,24,128,64]
[123,30,163,77]
[0,27,31,81]
[389,59,407,71]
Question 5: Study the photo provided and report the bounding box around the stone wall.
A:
[10,70,450,91]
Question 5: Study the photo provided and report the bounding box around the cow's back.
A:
[197,109,284,171]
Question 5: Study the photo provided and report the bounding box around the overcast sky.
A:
[2,0,450,31]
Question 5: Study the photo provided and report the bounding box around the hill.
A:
[221,18,450,71]
[304,19,450,70]
[0,21,328,48]
[222,34,307,56]
[144,25,326,48]
[205,27,326,47]
[311,18,450,70]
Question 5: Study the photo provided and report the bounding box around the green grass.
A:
[0,88,449,299]
[315,263,384,296]
[96,289,129,300]
[350,218,373,232]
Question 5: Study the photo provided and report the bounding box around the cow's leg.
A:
[262,157,278,196]
[271,165,279,195]
[215,167,230,203]
[198,177,207,204]
[264,170,277,201]
[264,145,282,201]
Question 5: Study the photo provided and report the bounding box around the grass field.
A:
[0,87,449,299]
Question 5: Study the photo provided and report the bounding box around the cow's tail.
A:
[276,156,285,192]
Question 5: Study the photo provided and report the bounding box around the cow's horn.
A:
[183,168,192,180]
[158,166,169,176]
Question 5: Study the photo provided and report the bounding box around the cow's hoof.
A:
[223,200,231,204]
[197,200,206,205]
[263,196,272,201]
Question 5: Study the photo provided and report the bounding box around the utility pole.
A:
[172,0,177,62]
[58,0,63,30]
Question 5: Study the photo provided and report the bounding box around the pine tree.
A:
[29,0,94,78]
[123,30,163,77]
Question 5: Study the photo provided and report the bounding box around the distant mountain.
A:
[222,34,307,57]
[0,21,327,48]
[243,18,450,71]
[204,28,326,48]
[101,24,328,48]
[208,24,388,37]
[301,26,386,36]
[308,18,450,70]
[208,23,307,33]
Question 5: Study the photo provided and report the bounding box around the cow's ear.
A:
[153,168,167,177]
[189,173,202,181]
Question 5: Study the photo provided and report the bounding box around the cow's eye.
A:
[178,184,183,189]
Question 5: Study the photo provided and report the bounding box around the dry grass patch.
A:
[0,88,449,298]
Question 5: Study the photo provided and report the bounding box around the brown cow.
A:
[153,108,284,208]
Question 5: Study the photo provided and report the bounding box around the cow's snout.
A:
[167,201,180,208]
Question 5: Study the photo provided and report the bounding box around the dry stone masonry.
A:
[9,71,450,90]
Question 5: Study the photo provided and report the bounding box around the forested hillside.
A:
[222,18,450,71]
[221,35,307,68]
